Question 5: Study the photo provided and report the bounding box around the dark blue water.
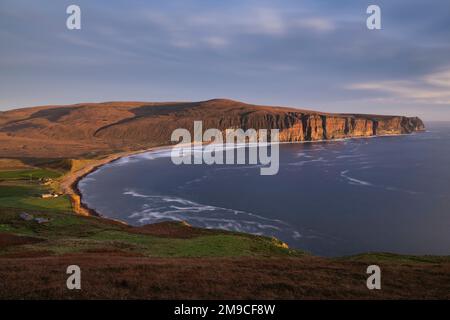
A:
[79,122,450,256]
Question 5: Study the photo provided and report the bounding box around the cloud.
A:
[346,69,450,104]
[171,39,195,49]
[178,7,288,36]
[137,6,334,51]
[293,18,335,33]
[203,36,228,48]
[424,69,450,87]
[249,8,286,35]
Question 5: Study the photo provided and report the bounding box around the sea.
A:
[78,122,450,256]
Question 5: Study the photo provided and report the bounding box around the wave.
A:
[340,170,421,194]
[340,170,374,186]
[288,157,327,167]
[122,189,331,245]
[336,154,364,159]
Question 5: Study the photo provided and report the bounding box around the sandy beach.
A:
[59,145,173,217]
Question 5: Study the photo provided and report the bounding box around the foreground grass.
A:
[343,252,450,264]
[1,206,449,300]
[0,208,299,258]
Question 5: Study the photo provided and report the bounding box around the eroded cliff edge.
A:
[270,114,424,142]
[0,99,425,157]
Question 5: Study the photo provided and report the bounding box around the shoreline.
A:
[68,130,424,220]
[59,145,174,218]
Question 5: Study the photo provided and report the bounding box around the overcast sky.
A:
[1,0,449,120]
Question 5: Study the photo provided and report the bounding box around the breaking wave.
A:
[123,189,330,244]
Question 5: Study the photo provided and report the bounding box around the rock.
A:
[34,218,50,224]
[19,213,34,221]
[271,237,289,249]
[19,212,50,224]
[41,193,59,198]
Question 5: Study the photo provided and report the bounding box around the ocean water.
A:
[79,122,450,257]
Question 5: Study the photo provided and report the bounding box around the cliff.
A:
[0,99,425,158]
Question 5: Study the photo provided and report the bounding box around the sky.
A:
[1,0,450,120]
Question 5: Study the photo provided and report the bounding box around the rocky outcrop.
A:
[274,114,425,142]
[194,108,425,143]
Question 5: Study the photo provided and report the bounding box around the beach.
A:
[59,145,173,217]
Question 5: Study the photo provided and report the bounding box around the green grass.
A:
[0,169,62,180]
[0,195,72,212]
[0,208,299,258]
[0,211,40,236]
[0,168,72,212]
[0,209,117,238]
[0,223,16,233]
[89,230,296,258]
[0,185,42,197]
[0,207,448,262]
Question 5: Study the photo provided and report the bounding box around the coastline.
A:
[59,145,174,218]
[68,129,425,220]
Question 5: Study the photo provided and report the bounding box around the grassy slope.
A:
[0,208,296,258]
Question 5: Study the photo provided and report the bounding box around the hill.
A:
[0,99,425,158]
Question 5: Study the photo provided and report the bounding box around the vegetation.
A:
[0,207,299,258]
[343,252,450,264]
[0,165,72,212]
[0,169,62,180]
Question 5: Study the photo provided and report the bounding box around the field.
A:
[0,163,72,212]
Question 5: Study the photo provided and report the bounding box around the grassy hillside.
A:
[0,208,296,258]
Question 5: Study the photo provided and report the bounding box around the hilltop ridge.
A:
[0,99,425,158]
